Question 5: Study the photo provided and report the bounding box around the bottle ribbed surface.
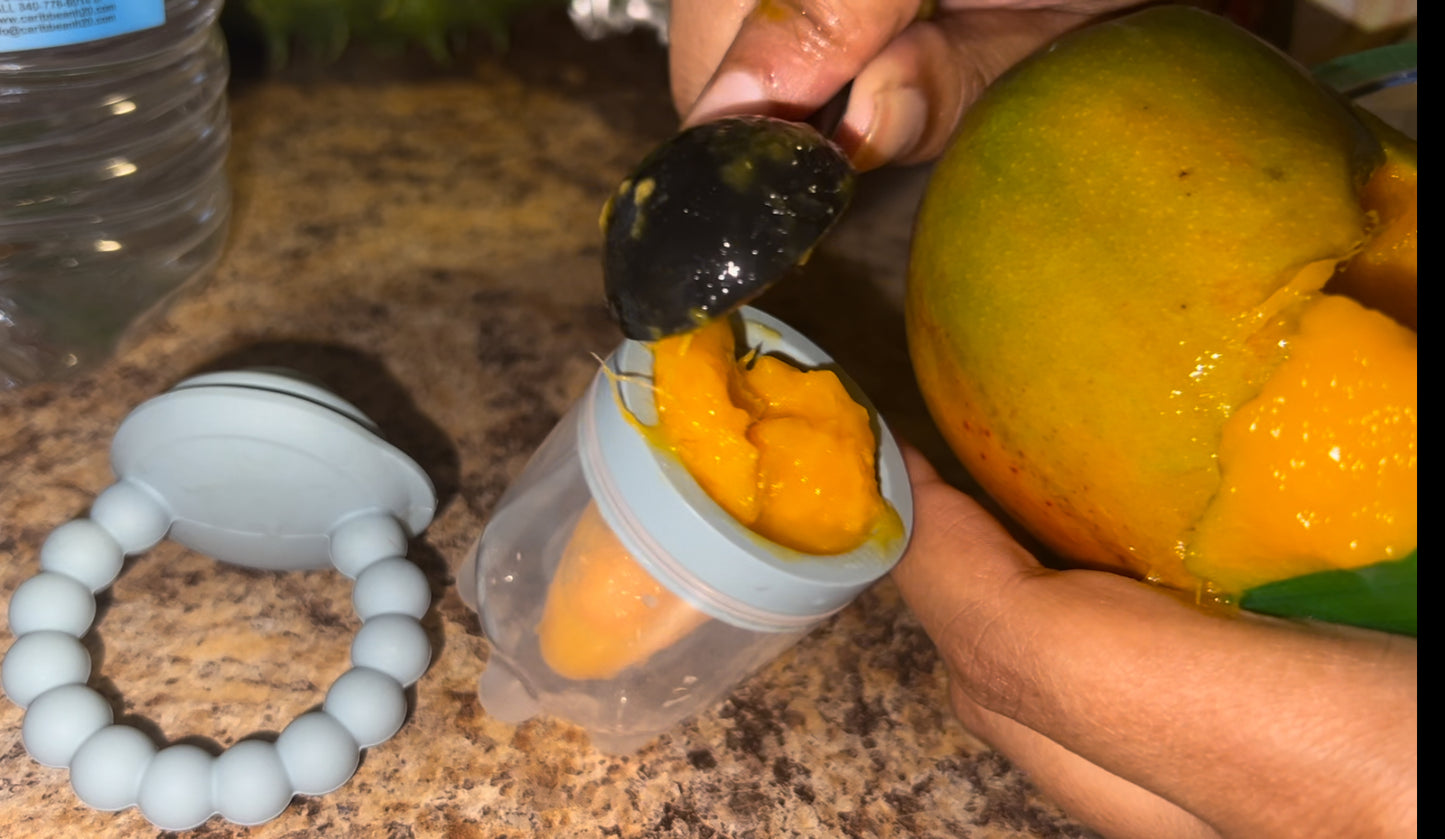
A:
[1,0,230,388]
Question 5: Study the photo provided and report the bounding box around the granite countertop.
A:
[1,12,1096,838]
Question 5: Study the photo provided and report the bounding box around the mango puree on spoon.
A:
[537,318,898,680]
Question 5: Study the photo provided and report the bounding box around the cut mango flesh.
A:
[1186,294,1417,593]
[1328,119,1418,330]
[653,319,889,555]
[537,502,708,681]
[647,318,765,526]
[536,317,891,680]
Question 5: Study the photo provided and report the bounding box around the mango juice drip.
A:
[536,319,893,680]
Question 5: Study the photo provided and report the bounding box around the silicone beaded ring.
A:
[2,370,437,830]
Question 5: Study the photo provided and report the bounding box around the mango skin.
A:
[906,6,1385,589]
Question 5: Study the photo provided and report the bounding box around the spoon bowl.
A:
[601,116,856,340]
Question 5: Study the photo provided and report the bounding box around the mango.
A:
[905,6,1417,606]
[536,501,708,681]
[652,318,891,556]
[1326,109,1418,330]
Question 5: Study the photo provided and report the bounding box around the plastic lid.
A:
[580,307,913,632]
[110,369,436,571]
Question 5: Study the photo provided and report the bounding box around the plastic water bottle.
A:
[1,0,230,389]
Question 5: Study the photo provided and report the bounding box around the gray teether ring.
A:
[1,370,437,830]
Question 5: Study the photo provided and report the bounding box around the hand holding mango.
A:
[896,15,1415,834]
[659,5,1415,836]
[537,318,897,680]
[907,6,1416,629]
[894,445,1416,839]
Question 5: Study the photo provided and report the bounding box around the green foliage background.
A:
[223,0,565,66]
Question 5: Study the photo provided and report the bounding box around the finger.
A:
[668,0,756,116]
[948,688,1219,839]
[676,0,926,126]
[891,444,1043,656]
[839,7,1098,170]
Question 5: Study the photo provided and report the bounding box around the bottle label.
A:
[0,0,165,52]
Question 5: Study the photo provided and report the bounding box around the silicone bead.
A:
[38,519,125,593]
[137,744,216,831]
[7,572,96,637]
[90,481,172,555]
[1,630,91,708]
[324,667,408,748]
[70,724,158,811]
[213,740,293,825]
[353,558,431,620]
[276,711,360,795]
[350,613,430,687]
[331,513,408,579]
[21,684,113,768]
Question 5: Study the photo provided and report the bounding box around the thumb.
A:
[890,444,1044,644]
[674,0,923,126]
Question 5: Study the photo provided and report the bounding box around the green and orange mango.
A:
[906,6,1416,628]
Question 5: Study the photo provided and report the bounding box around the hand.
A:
[669,0,1146,170]
[891,446,1417,839]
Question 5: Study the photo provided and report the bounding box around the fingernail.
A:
[844,87,928,171]
[684,71,768,126]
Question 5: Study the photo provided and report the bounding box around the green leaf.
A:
[1240,552,1416,636]
[1312,42,1418,99]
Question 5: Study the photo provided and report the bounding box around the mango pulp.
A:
[537,317,891,679]
[651,318,889,556]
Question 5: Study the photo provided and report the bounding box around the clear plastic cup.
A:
[459,307,913,753]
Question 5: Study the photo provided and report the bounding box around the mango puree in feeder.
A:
[537,319,894,680]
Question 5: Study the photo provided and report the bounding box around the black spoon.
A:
[601,89,856,341]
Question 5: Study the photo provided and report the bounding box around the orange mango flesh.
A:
[1186,294,1418,592]
[1327,125,1418,330]
[536,318,889,680]
[652,318,889,555]
[536,502,708,681]
[1187,121,1419,595]
[646,318,765,527]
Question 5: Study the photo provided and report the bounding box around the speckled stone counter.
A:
[1,12,1097,838]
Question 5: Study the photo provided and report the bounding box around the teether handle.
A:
[2,508,431,830]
